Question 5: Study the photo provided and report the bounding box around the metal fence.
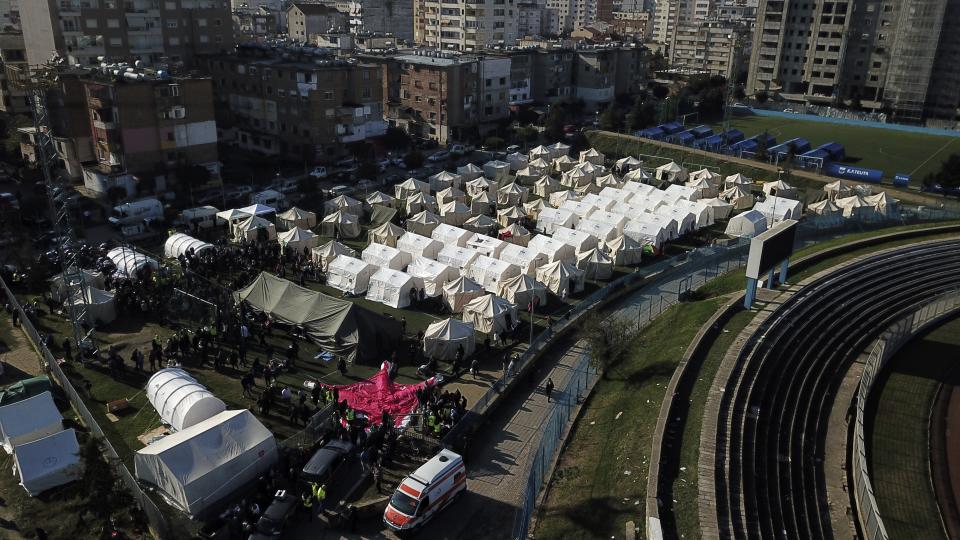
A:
[851,289,960,540]
[0,275,176,539]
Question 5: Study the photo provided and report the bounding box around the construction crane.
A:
[7,60,96,357]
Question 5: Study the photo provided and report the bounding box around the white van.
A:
[108,198,163,227]
[178,206,219,230]
[383,449,466,532]
[251,189,287,210]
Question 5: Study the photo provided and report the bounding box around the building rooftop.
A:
[289,2,341,15]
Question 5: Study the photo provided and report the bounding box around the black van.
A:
[300,439,355,486]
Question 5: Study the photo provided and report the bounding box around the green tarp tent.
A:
[0,376,55,406]
[234,273,401,364]
[369,205,398,226]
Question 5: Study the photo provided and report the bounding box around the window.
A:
[109,37,122,46]
[86,18,98,28]
[197,18,207,27]
[165,1,176,9]
[167,20,178,28]
[169,36,180,46]
[199,35,209,43]
[107,18,120,28]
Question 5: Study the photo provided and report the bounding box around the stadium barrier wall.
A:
[749,108,960,138]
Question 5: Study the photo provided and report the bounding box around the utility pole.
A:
[721,22,745,144]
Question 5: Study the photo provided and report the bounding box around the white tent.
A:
[579,148,605,165]
[561,167,592,188]
[369,222,406,248]
[655,161,688,183]
[429,171,462,192]
[824,180,853,200]
[0,391,61,453]
[624,218,668,250]
[588,210,628,233]
[865,192,899,218]
[599,186,632,204]
[146,368,227,432]
[497,274,548,307]
[528,157,552,174]
[278,227,319,252]
[724,209,768,238]
[605,235,645,265]
[622,181,658,199]
[406,210,442,237]
[134,410,278,516]
[576,247,614,280]
[702,197,734,220]
[754,195,803,225]
[457,163,483,182]
[506,152,529,172]
[624,168,654,184]
[549,189,578,208]
[497,182,529,206]
[534,176,562,197]
[106,247,158,278]
[483,160,511,181]
[465,177,493,198]
[762,180,798,200]
[466,255,522,293]
[721,185,755,211]
[515,166,540,185]
[641,212,680,241]
[464,214,499,235]
[14,429,82,496]
[276,207,317,229]
[835,195,879,220]
[437,186,466,205]
[442,276,485,313]
[655,206,696,235]
[724,173,752,190]
[405,192,438,216]
[325,194,363,216]
[395,177,429,199]
[320,210,361,239]
[365,191,396,209]
[497,206,526,228]
[72,286,117,326]
[553,154,576,173]
[536,260,585,297]
[215,208,251,225]
[311,241,355,271]
[553,226,599,253]
[397,232,443,259]
[536,207,578,234]
[49,270,104,303]
[808,197,843,217]
[432,223,473,247]
[407,257,459,297]
[577,219,619,242]
[499,223,533,247]
[327,255,376,295]
[676,200,715,229]
[499,243,548,275]
[365,268,422,308]
[528,235,576,264]
[615,156,643,172]
[440,201,471,226]
[232,216,277,243]
[579,193,615,212]
[164,233,213,259]
[237,203,276,218]
[523,199,549,221]
[686,177,719,199]
[664,183,700,202]
[423,318,476,361]
[462,294,518,334]
[437,245,481,271]
[560,199,597,220]
[467,234,508,258]
[528,145,551,161]
[362,242,412,271]
[595,173,622,189]
[547,141,571,160]
[470,191,495,216]
[689,168,721,185]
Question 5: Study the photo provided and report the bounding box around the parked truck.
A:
[108,198,163,227]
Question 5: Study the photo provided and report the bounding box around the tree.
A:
[382,127,411,152]
[514,125,539,144]
[755,90,770,104]
[80,438,133,520]
[515,107,540,126]
[578,313,638,375]
[598,106,623,131]
[733,86,746,101]
[483,136,506,149]
[754,131,770,162]
[404,150,425,169]
[1,113,31,158]
[924,153,960,190]
[358,156,379,179]
[652,84,670,100]
[176,164,212,191]
[544,107,566,141]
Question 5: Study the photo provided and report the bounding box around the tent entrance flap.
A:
[234,273,401,364]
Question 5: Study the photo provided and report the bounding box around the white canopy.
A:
[395,177,429,199]
[49,270,104,303]
[462,294,518,334]
[537,207,579,235]
[232,216,277,243]
[72,286,116,326]
[397,232,443,259]
[406,210,441,236]
[506,152,529,172]
[528,235,576,264]
[278,227,319,252]
[134,410,278,516]
[365,268,422,308]
[547,142,571,160]
[624,218,668,250]
[553,154,576,172]
[534,176,562,197]
[702,197,734,219]
[515,167,540,185]
[762,180,797,200]
[598,186,632,204]
[483,160,511,181]
[588,209,628,233]
[424,318,476,361]
[369,221,406,248]
[437,186,467,205]
[615,156,643,172]
[405,192,438,216]
[467,234,507,258]
[327,255,376,295]
[576,247,614,280]
[14,429,82,496]
[311,240,355,271]
[824,180,854,200]
[664,183,700,202]
[724,173,752,189]
[754,195,803,225]
[721,185,755,210]
[146,368,226,432]
[407,257,459,297]
[0,391,62,453]
[362,243,412,271]
[466,255,522,293]
[500,223,533,247]
[432,223,473,247]
[676,199,715,229]
[320,210,361,239]
[464,214,499,235]
[106,246,158,278]
[437,245,481,271]
[499,243,548,275]
[605,235,645,265]
[724,209,768,238]
[553,226,599,253]
[497,206,526,228]
[216,208,251,223]
[528,157,552,173]
[497,182,529,206]
[549,189,578,208]
[623,168,653,184]
[497,274,548,307]
[164,233,213,259]
[442,276,485,313]
[365,191,396,209]
[470,191,495,216]
[579,148,605,165]
[237,203,276,217]
[276,207,317,229]
[686,177,719,199]
[536,260,585,297]
[655,161,688,183]
[457,163,483,182]
[465,177,493,198]
[835,195,879,220]
[523,199,549,221]
[429,171,462,192]
[528,145,551,160]
[808,198,843,216]
[561,167,592,188]
[689,168,721,184]
[577,219,619,242]
[560,199,597,220]
[440,201,471,226]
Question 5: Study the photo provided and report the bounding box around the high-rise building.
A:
[747,0,960,124]
[668,21,748,79]
[323,0,415,42]
[0,0,20,31]
[518,2,544,37]
[414,0,518,51]
[20,0,235,68]
[651,0,713,45]
[0,31,28,114]
[544,0,599,34]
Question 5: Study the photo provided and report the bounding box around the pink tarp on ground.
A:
[333,362,433,427]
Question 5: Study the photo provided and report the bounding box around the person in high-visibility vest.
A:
[426,413,437,436]
[345,408,355,422]
[315,483,327,513]
[300,489,314,522]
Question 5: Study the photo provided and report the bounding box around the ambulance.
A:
[383,449,466,532]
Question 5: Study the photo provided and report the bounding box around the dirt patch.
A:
[0,315,43,385]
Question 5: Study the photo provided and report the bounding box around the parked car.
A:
[300,439,355,486]
[356,179,377,191]
[427,151,450,162]
[335,157,357,169]
[505,145,521,154]
[391,157,408,169]
[274,178,300,195]
[248,490,300,539]
[327,185,355,197]
[450,144,475,156]
[0,192,20,211]
[309,166,328,179]
[378,159,391,172]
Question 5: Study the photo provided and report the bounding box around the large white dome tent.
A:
[146,368,226,432]
[164,233,213,259]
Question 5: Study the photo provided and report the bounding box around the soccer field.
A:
[713,115,960,183]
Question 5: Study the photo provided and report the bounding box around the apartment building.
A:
[414,0,519,51]
[20,0,235,69]
[204,44,385,161]
[518,2,544,37]
[544,0,598,34]
[652,0,713,45]
[233,6,280,37]
[669,21,747,79]
[0,0,19,31]
[0,32,28,114]
[322,0,414,42]
[610,10,652,38]
[287,2,347,41]
[747,0,960,124]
